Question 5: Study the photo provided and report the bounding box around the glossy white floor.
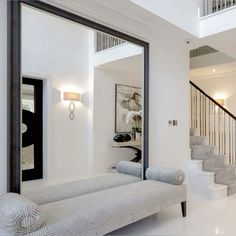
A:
[109,193,236,236]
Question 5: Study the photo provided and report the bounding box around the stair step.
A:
[203,155,226,169]
[208,183,228,191]
[218,166,235,181]
[189,127,236,198]
[196,170,215,176]
[188,170,215,188]
[207,184,228,200]
[190,136,208,146]
[192,153,223,161]
[190,128,199,136]
[187,160,203,172]
[217,176,236,196]
[187,170,228,200]
[191,145,215,157]
[191,153,219,160]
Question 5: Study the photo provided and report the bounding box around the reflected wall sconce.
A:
[215,98,226,107]
[63,92,81,120]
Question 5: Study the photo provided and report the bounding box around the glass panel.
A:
[22,84,34,112]
[22,84,35,170]
[22,144,35,170]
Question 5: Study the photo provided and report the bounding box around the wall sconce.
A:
[215,98,226,107]
[63,92,81,120]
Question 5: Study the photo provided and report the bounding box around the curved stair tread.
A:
[191,144,215,149]
[195,170,215,176]
[204,155,226,161]
[189,128,236,197]
[187,159,203,163]
[208,184,228,191]
[204,165,235,173]
[203,157,226,169]
[218,176,236,187]
[192,154,221,160]
[190,136,207,145]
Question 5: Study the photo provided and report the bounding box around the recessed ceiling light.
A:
[212,68,216,73]
[185,39,192,44]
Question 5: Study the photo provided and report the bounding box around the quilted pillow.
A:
[0,193,45,236]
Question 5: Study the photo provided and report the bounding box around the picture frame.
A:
[115,84,142,133]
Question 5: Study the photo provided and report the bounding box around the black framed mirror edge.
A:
[7,0,149,193]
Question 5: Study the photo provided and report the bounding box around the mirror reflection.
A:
[22,84,35,171]
[21,5,144,199]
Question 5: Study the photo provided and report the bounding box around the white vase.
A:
[135,132,141,141]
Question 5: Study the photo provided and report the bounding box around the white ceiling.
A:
[203,28,236,60]
[190,61,236,81]
[98,55,143,77]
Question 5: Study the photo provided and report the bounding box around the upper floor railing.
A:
[202,0,236,16]
[190,81,236,165]
[96,32,126,52]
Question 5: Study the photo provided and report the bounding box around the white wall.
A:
[149,41,190,170]
[22,6,91,181]
[200,7,236,37]
[131,0,201,36]
[0,0,7,194]
[93,67,142,174]
[192,76,236,116]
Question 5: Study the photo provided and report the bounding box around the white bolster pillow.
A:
[146,166,185,185]
[117,161,142,178]
[0,193,45,235]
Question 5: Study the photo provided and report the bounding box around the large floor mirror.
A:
[8,0,149,194]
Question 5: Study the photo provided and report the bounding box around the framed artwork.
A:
[115,84,142,133]
[22,99,34,112]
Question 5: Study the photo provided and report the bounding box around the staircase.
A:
[188,128,236,199]
[188,81,236,199]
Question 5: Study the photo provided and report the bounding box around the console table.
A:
[112,140,142,162]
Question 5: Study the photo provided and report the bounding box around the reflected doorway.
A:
[22,77,43,181]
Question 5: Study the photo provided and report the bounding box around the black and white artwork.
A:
[115,84,142,133]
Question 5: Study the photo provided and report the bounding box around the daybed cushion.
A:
[26,180,186,236]
[23,173,140,205]
[116,161,142,178]
[146,166,185,185]
[0,193,44,236]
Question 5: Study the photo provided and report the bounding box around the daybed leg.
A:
[181,201,186,217]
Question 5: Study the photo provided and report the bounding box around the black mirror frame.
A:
[7,0,149,193]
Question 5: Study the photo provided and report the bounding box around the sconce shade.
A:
[216,99,226,107]
[63,92,81,101]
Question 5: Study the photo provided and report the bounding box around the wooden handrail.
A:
[190,81,236,120]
